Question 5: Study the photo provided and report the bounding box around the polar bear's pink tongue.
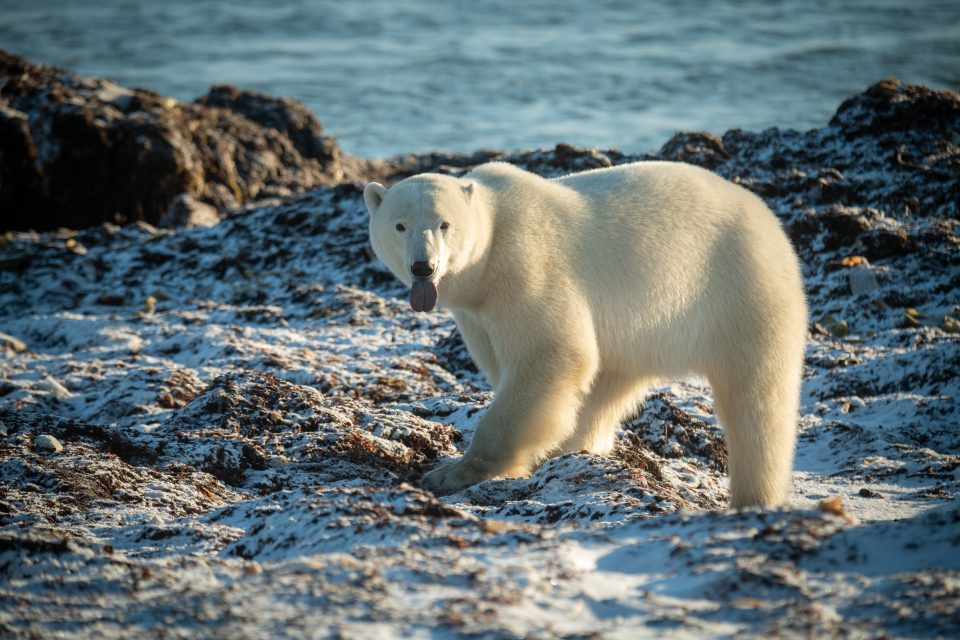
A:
[410,279,438,312]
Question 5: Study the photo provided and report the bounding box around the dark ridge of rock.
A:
[502,143,624,176]
[645,79,959,271]
[362,142,627,188]
[0,49,345,231]
[198,85,340,165]
[830,78,960,138]
[365,149,507,183]
[8,44,956,247]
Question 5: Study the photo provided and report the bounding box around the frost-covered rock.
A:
[0,331,26,353]
[32,434,63,453]
[159,193,221,229]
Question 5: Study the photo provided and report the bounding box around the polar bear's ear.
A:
[462,182,475,201]
[363,182,388,215]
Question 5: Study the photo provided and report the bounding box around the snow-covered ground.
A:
[1,80,958,638]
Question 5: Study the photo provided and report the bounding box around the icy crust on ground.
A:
[2,80,960,637]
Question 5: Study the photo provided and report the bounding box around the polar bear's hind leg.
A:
[558,371,652,456]
[709,358,802,508]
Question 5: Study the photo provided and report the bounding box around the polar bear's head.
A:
[364,174,480,312]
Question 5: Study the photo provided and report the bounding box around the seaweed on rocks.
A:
[1,63,958,637]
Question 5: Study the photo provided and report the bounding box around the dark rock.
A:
[0,49,345,231]
[789,213,824,247]
[813,168,857,205]
[862,225,911,259]
[819,206,876,250]
[95,293,127,306]
[803,205,913,259]
[658,131,731,169]
[199,85,340,166]
[0,105,44,227]
[549,142,615,170]
[831,79,960,138]
[369,143,628,186]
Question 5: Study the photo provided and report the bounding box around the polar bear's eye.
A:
[440,221,450,231]
[395,223,406,232]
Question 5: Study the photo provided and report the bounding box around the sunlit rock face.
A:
[0,50,343,231]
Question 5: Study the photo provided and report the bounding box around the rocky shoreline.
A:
[1,53,959,638]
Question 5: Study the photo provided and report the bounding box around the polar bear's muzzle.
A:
[410,261,436,279]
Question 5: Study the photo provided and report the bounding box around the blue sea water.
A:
[1,0,958,158]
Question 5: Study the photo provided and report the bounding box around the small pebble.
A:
[41,375,74,400]
[34,434,63,453]
[943,316,959,334]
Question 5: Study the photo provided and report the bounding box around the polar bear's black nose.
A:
[411,261,436,278]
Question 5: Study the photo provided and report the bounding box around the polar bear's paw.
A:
[421,457,496,496]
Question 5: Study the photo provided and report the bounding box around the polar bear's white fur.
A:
[364,161,807,508]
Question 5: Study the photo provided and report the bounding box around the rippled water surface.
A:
[2,0,958,157]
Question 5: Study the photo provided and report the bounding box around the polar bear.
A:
[364,161,807,508]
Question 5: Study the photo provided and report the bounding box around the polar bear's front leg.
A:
[422,338,599,495]
[452,310,500,388]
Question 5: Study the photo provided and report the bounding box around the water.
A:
[2,0,958,158]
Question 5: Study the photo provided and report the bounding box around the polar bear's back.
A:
[470,161,805,377]
[472,160,777,245]
[556,160,760,230]
[555,161,796,284]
